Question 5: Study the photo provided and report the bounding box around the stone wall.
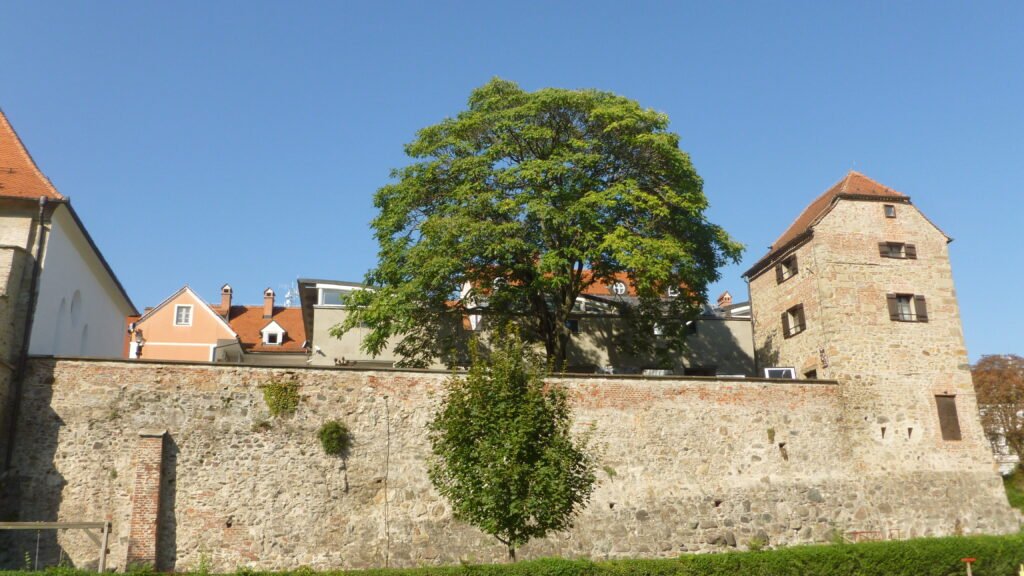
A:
[3,358,1016,571]
[748,198,995,470]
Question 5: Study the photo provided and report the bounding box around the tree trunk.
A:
[507,545,516,562]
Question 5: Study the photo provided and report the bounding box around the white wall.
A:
[29,205,134,358]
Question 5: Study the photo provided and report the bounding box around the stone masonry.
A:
[2,358,1016,571]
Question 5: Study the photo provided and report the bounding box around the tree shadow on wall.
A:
[565,315,756,376]
[0,359,69,569]
[157,434,178,572]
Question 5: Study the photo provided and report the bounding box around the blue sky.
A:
[2,1,1021,360]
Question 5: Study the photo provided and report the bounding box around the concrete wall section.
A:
[4,359,1016,571]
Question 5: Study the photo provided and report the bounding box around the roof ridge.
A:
[0,107,64,200]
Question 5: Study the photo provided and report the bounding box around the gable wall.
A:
[132,290,236,362]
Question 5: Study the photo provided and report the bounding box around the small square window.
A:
[174,305,192,326]
[565,319,580,335]
[266,333,280,345]
[686,321,698,335]
[782,304,806,338]
[884,204,896,218]
[804,369,818,380]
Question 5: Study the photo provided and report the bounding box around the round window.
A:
[611,281,627,296]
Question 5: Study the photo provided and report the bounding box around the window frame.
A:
[173,305,193,326]
[887,293,929,323]
[884,204,897,218]
[775,254,799,284]
[781,304,806,338]
[879,241,917,259]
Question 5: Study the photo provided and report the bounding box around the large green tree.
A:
[427,330,596,561]
[335,78,742,366]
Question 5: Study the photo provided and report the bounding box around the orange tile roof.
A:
[580,270,638,296]
[769,171,906,251]
[744,171,908,279]
[227,305,307,353]
[0,108,64,201]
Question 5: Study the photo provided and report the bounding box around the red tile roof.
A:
[0,108,64,201]
[227,306,307,353]
[744,171,908,279]
[769,171,906,252]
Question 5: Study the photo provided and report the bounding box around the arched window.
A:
[70,290,82,328]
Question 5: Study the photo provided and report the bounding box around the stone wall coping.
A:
[137,429,167,438]
[28,355,839,386]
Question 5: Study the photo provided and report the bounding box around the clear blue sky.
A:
[2,1,1021,360]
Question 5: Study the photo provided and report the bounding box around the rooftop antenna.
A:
[283,279,299,307]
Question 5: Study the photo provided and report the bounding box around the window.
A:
[320,289,345,306]
[878,242,917,259]
[764,367,796,379]
[935,395,962,441]
[610,281,627,296]
[775,254,798,284]
[174,305,192,326]
[887,293,928,322]
[804,369,817,380]
[666,286,680,298]
[266,333,280,345]
[653,323,664,336]
[884,204,897,218]
[565,319,580,335]
[685,321,698,335]
[781,304,806,338]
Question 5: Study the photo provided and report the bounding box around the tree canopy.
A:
[427,330,596,560]
[334,78,742,367]
[973,354,1024,461]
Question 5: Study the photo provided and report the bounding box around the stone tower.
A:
[744,171,1014,534]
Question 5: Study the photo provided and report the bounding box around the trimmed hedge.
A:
[5,534,1024,576]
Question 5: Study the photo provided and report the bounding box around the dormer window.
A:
[260,320,287,346]
[610,281,627,296]
[775,254,798,284]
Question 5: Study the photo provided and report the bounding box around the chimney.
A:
[263,288,275,318]
[220,284,233,313]
[717,291,732,308]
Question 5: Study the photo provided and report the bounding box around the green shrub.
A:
[318,420,352,457]
[262,380,300,417]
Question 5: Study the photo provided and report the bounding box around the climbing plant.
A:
[262,380,300,417]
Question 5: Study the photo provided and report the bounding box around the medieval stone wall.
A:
[3,358,1016,571]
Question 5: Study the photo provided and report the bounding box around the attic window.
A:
[610,281,627,296]
[884,204,897,218]
[261,321,287,345]
[879,242,916,259]
[775,255,798,284]
[174,305,193,326]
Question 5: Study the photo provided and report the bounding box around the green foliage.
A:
[334,77,743,367]
[318,420,352,457]
[427,330,597,559]
[1004,471,1024,512]
[262,380,300,417]
[746,536,766,552]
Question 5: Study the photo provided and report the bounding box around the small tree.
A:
[427,329,597,561]
[974,354,1024,461]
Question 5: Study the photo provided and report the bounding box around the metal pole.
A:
[98,522,109,572]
